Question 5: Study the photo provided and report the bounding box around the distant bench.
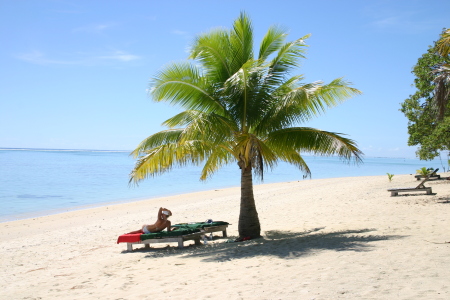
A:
[388,174,433,197]
[387,187,432,196]
[415,174,440,180]
[414,168,439,180]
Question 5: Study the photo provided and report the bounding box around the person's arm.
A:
[166,220,173,231]
[157,207,163,220]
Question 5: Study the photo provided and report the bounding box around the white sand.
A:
[1,174,450,299]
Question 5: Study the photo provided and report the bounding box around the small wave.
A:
[0,148,131,153]
[17,194,64,199]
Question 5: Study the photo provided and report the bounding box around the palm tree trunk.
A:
[238,164,261,238]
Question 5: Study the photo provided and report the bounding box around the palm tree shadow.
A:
[142,228,405,262]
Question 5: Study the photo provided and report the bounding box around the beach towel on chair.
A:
[117,233,142,244]
[117,228,201,244]
[139,228,200,240]
[172,221,229,230]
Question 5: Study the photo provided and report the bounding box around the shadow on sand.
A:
[137,228,405,262]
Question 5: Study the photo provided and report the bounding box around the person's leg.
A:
[127,229,144,234]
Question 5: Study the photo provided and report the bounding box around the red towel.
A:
[117,233,142,244]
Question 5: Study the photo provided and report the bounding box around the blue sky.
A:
[1,0,449,158]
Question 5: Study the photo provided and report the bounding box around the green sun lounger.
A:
[122,221,230,251]
[126,228,203,251]
[172,221,230,237]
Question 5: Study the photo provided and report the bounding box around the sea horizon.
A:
[0,147,445,223]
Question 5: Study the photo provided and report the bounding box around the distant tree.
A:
[400,32,450,160]
[129,13,362,238]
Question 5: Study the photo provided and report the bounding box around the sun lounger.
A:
[117,221,230,251]
[414,168,440,180]
[117,228,202,251]
[172,221,230,238]
[388,175,433,196]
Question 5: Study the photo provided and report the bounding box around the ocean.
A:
[0,148,444,222]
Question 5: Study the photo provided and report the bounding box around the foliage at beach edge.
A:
[400,28,450,160]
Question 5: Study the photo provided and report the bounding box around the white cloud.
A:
[73,23,115,34]
[366,8,438,33]
[172,30,187,35]
[16,50,141,65]
[372,16,400,28]
[98,51,141,62]
[15,51,80,65]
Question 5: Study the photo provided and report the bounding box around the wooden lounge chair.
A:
[387,175,433,196]
[117,221,230,251]
[117,228,203,251]
[414,168,440,180]
[125,232,203,251]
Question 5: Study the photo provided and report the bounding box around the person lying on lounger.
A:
[128,207,174,234]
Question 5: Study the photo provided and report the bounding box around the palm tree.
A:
[432,28,450,120]
[130,13,363,238]
[432,64,450,120]
[436,28,450,57]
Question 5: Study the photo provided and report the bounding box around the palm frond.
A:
[129,140,215,184]
[189,28,232,82]
[275,150,311,178]
[268,34,310,80]
[436,28,450,57]
[150,62,225,113]
[200,146,235,180]
[258,25,287,61]
[130,129,184,158]
[307,78,362,114]
[229,12,254,72]
[255,77,361,134]
[178,112,237,145]
[267,127,363,163]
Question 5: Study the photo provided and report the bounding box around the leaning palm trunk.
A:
[238,164,261,238]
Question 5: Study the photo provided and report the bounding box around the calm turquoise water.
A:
[0,148,443,222]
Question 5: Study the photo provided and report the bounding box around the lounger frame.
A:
[126,232,202,251]
[201,224,228,237]
[388,187,432,196]
[124,224,229,251]
[388,174,434,197]
[414,174,440,180]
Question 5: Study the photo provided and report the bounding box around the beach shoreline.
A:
[0,174,387,224]
[2,174,450,299]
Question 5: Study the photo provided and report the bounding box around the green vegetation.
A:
[416,167,431,176]
[400,28,450,160]
[129,13,362,238]
[387,173,394,182]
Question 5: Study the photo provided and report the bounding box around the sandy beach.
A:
[1,174,450,299]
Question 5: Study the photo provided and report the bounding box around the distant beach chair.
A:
[414,168,440,180]
[387,175,433,196]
